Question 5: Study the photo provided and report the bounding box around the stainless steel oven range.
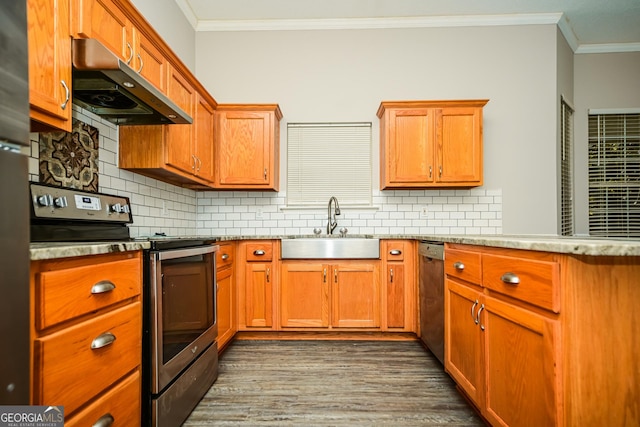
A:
[145,238,219,427]
[29,182,219,426]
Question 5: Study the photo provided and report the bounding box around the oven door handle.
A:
[157,244,220,260]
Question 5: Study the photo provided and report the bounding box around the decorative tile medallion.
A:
[39,120,99,192]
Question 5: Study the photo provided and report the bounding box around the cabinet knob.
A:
[221,253,229,260]
[453,261,465,271]
[93,413,115,427]
[500,272,520,285]
[91,332,116,350]
[91,280,116,294]
[389,249,402,256]
[253,250,265,256]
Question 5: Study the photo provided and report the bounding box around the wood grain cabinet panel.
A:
[378,100,488,189]
[238,241,276,330]
[381,240,416,332]
[280,262,329,328]
[30,251,142,421]
[28,0,72,132]
[216,242,236,351]
[72,0,131,62]
[214,104,282,191]
[331,263,380,328]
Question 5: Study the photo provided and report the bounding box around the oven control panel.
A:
[30,183,133,223]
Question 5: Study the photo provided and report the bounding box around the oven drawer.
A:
[35,254,141,330]
[34,303,142,416]
[64,371,140,427]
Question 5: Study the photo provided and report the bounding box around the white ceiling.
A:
[176,0,640,53]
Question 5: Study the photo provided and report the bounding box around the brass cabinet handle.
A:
[453,261,465,271]
[471,299,479,322]
[91,332,116,350]
[221,253,229,260]
[390,268,394,283]
[60,80,70,110]
[93,413,115,427]
[500,272,520,285]
[389,249,402,256]
[91,280,116,294]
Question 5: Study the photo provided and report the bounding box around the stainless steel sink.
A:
[281,238,380,259]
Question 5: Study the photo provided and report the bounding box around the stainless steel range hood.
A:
[72,38,192,125]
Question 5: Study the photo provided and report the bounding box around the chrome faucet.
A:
[327,196,341,234]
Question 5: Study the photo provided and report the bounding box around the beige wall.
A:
[130,0,196,71]
[573,52,640,235]
[195,24,559,234]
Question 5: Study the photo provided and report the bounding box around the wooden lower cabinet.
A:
[216,242,236,350]
[445,244,640,427]
[381,240,416,332]
[30,251,142,423]
[280,261,380,330]
[237,241,277,330]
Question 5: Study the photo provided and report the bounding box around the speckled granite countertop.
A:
[30,234,640,261]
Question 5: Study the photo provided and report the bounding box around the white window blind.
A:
[287,123,372,206]
[560,97,574,236]
[588,112,640,238]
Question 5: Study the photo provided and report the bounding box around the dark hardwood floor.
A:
[184,339,484,426]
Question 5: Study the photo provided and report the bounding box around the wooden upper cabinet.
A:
[214,104,282,191]
[72,0,132,62]
[72,0,167,94]
[165,65,196,175]
[193,93,215,183]
[378,100,488,189]
[28,0,72,132]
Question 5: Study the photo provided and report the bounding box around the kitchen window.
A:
[286,122,372,207]
[588,110,640,238]
[560,97,574,236]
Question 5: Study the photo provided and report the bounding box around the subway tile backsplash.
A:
[29,107,502,237]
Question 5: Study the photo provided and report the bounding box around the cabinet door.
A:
[482,295,559,427]
[216,267,234,350]
[385,263,405,328]
[165,65,195,175]
[281,262,329,328]
[215,110,273,187]
[194,93,215,182]
[382,108,434,187]
[245,262,273,328]
[136,30,166,93]
[444,279,483,407]
[28,0,72,131]
[436,107,482,184]
[73,0,131,63]
[332,263,380,328]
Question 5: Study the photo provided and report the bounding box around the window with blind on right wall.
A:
[588,110,640,238]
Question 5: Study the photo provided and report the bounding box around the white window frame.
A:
[560,96,574,236]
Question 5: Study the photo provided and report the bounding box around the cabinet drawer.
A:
[36,256,141,330]
[246,242,273,261]
[384,241,407,261]
[34,303,142,415]
[217,242,235,269]
[64,370,140,427]
[445,249,481,285]
[482,254,560,312]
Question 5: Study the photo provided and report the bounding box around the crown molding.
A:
[575,42,640,54]
[195,13,563,32]
[174,0,198,29]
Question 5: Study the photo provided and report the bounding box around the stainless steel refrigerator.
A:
[0,0,30,404]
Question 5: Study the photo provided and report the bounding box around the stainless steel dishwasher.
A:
[418,241,445,365]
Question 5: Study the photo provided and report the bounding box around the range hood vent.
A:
[72,38,192,126]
